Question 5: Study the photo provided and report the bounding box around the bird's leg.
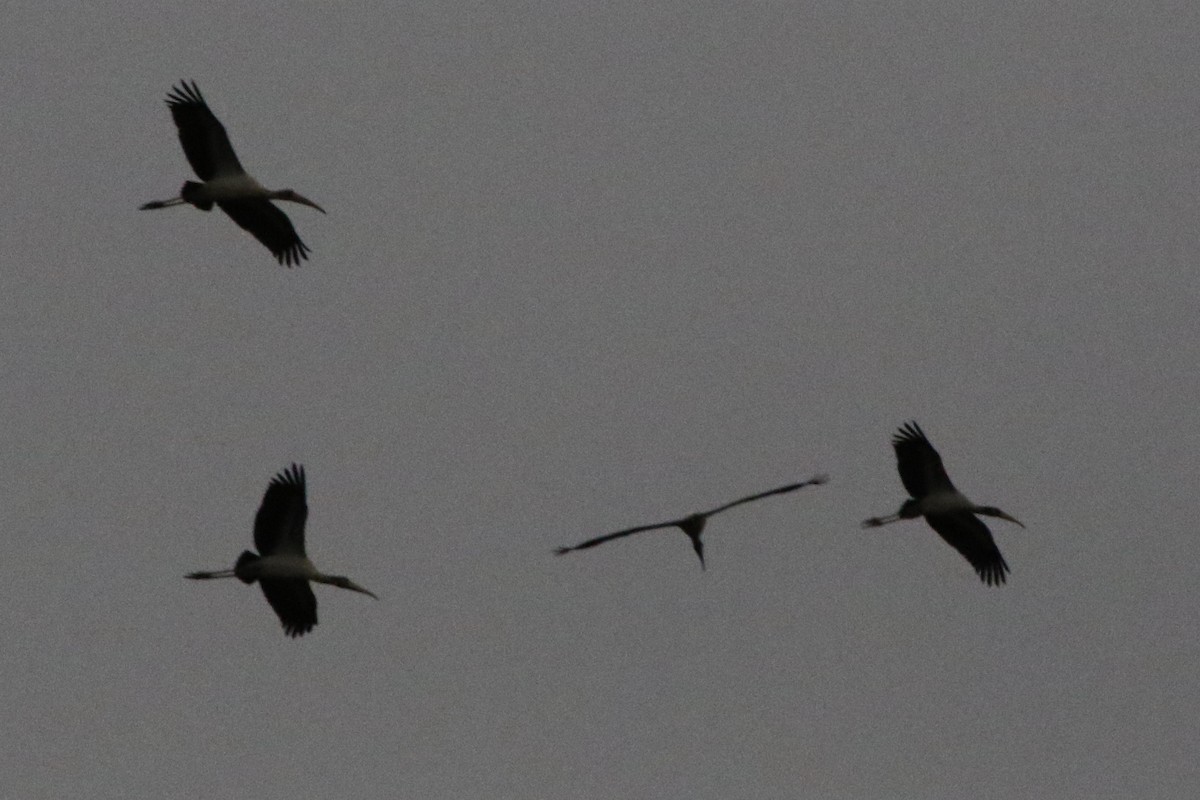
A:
[185,568,237,579]
[861,513,901,528]
[140,197,188,210]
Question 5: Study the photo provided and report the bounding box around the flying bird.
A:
[141,81,325,266]
[862,421,1024,585]
[555,475,828,569]
[186,464,377,637]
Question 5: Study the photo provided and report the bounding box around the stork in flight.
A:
[186,464,377,637]
[555,475,828,569]
[862,421,1024,586]
[141,81,325,266]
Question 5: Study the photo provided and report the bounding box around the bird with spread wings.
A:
[863,422,1024,586]
[556,475,828,569]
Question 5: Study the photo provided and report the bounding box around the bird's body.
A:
[863,422,1023,586]
[555,475,828,569]
[141,81,325,266]
[233,552,319,582]
[187,464,377,637]
[180,173,270,204]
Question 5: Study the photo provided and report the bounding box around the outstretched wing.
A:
[925,512,1010,586]
[217,199,311,266]
[253,464,308,556]
[555,520,680,555]
[701,476,827,517]
[892,421,955,498]
[164,81,244,180]
[259,578,317,637]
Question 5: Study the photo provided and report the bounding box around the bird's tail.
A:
[234,550,259,584]
[181,181,214,210]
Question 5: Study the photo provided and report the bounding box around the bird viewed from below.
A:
[140,81,325,266]
[186,464,378,637]
[862,421,1024,586]
[555,475,828,569]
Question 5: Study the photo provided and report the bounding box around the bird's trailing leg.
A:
[861,513,901,528]
[187,551,259,584]
[140,197,188,210]
[185,568,236,579]
[142,182,213,210]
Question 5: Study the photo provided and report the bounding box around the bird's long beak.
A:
[980,508,1025,528]
[282,191,327,214]
[996,511,1025,529]
[342,579,379,599]
[298,195,327,214]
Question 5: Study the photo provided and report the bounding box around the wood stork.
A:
[186,464,377,637]
[555,475,828,569]
[862,421,1024,586]
[140,81,325,266]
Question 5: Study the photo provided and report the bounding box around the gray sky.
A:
[2,2,1197,797]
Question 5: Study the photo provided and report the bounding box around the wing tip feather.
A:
[271,463,305,488]
[892,420,928,446]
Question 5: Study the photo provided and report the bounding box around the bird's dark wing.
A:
[216,199,311,266]
[555,520,681,554]
[253,464,308,556]
[892,421,955,498]
[925,512,1010,586]
[700,478,824,517]
[259,578,317,637]
[164,81,244,181]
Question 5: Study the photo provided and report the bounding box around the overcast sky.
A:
[2,3,1198,798]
